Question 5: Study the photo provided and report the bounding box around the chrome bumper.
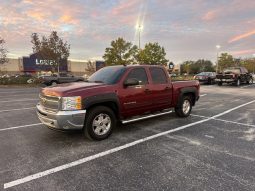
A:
[36,103,86,130]
[215,79,234,82]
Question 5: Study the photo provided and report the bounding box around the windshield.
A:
[88,66,126,84]
[223,68,240,74]
[197,72,210,76]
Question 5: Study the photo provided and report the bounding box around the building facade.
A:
[0,54,102,76]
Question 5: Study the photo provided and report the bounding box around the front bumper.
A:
[215,79,235,82]
[36,103,86,130]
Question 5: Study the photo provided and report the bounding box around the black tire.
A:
[51,81,58,86]
[207,78,211,85]
[84,106,116,141]
[218,82,222,86]
[175,95,192,117]
[247,77,253,84]
[236,78,241,86]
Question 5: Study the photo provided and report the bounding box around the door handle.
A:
[165,87,171,90]
[145,88,150,93]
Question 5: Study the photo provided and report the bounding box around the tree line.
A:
[1,32,254,74]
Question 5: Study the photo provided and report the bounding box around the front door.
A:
[148,67,172,110]
[119,68,152,118]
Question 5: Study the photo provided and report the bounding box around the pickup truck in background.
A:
[215,67,253,86]
[38,73,84,86]
[36,65,200,140]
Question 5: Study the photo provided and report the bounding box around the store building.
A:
[0,53,105,76]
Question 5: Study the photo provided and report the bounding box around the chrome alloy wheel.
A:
[92,113,111,136]
[182,100,191,115]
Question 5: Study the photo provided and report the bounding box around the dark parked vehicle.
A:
[215,67,253,86]
[194,72,216,84]
[38,73,84,86]
[37,65,200,140]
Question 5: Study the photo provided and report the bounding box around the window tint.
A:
[126,68,148,85]
[150,67,168,84]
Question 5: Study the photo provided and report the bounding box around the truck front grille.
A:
[39,94,60,112]
[216,74,233,79]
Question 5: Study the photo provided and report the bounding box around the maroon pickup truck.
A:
[37,65,200,140]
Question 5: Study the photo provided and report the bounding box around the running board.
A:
[121,110,173,124]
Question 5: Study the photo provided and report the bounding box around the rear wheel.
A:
[51,81,57,86]
[175,96,192,117]
[84,106,116,140]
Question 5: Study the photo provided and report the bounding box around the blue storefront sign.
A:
[95,61,105,71]
[22,53,68,73]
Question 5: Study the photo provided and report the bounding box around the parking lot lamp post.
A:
[136,24,143,49]
[216,45,221,73]
[253,54,255,73]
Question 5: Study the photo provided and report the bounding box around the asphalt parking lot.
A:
[0,83,255,191]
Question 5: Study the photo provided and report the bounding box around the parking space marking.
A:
[191,114,255,128]
[200,94,207,97]
[0,107,35,113]
[240,84,255,89]
[0,93,37,98]
[0,99,38,103]
[0,123,42,132]
[4,99,255,189]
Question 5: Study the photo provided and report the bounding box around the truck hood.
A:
[41,82,106,97]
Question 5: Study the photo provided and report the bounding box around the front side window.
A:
[125,68,148,85]
[150,67,168,84]
[88,66,126,84]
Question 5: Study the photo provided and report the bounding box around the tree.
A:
[180,59,214,74]
[103,37,138,65]
[85,60,96,75]
[180,61,195,74]
[218,53,235,72]
[137,42,168,65]
[0,37,8,65]
[240,58,255,73]
[195,59,214,73]
[31,31,70,73]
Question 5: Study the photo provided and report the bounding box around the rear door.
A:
[148,67,172,110]
[119,67,152,117]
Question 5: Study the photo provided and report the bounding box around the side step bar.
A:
[121,110,173,124]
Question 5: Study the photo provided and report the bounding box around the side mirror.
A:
[124,78,139,87]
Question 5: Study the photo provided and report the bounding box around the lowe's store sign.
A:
[22,53,68,72]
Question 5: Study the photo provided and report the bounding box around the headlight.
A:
[62,96,82,110]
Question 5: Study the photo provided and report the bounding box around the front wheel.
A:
[247,78,253,84]
[84,106,116,141]
[175,96,192,117]
[217,82,222,86]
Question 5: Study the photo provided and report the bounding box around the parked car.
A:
[38,73,84,86]
[215,67,253,86]
[36,65,200,140]
[194,72,216,84]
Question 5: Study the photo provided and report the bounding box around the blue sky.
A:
[0,0,254,64]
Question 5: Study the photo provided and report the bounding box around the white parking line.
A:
[0,123,42,132]
[191,114,255,128]
[0,99,38,103]
[200,94,207,97]
[0,107,35,113]
[4,99,255,189]
[0,93,37,98]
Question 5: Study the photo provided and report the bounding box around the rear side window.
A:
[150,67,168,84]
[126,68,148,85]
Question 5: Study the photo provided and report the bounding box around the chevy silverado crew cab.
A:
[36,65,200,140]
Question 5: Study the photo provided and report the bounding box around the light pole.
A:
[136,24,143,49]
[216,45,221,73]
[253,53,255,73]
